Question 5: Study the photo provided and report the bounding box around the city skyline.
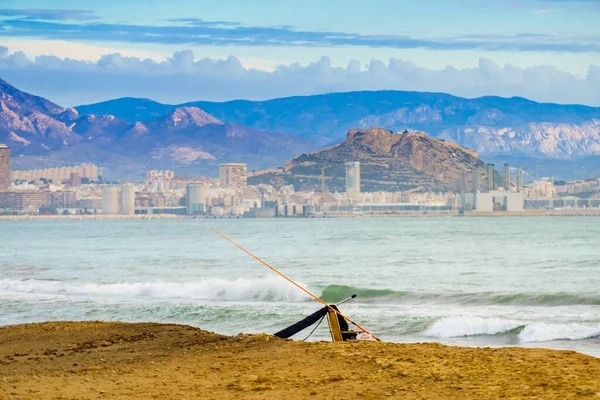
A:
[2,150,600,218]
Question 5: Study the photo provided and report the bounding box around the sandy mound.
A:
[1,321,599,399]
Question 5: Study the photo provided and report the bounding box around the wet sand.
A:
[1,321,599,399]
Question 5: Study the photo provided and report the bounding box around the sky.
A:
[1,0,600,106]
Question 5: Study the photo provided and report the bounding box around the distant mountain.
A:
[75,92,600,168]
[0,79,316,179]
[249,128,487,192]
[76,97,176,123]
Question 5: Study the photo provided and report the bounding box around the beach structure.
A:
[210,227,378,341]
[274,296,361,342]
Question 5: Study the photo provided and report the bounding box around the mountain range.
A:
[4,76,600,181]
[76,91,600,179]
[0,79,315,178]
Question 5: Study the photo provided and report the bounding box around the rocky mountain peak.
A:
[56,107,80,123]
[164,107,223,128]
[346,128,401,154]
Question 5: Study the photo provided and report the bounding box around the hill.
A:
[250,128,486,192]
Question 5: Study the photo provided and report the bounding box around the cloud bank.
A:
[1,13,600,53]
[1,48,599,107]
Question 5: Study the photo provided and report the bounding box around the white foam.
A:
[518,322,600,343]
[424,316,523,338]
[0,277,310,302]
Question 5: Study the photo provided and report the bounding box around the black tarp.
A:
[273,306,328,339]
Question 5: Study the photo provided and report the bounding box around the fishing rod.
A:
[210,227,380,341]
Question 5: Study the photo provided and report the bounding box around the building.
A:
[487,164,496,191]
[146,170,175,182]
[78,197,102,210]
[16,192,48,211]
[503,164,510,191]
[219,163,247,192]
[0,191,48,211]
[0,144,9,191]
[186,183,208,215]
[102,186,120,215]
[0,192,17,209]
[120,184,135,215]
[473,167,481,193]
[48,191,77,208]
[345,161,360,199]
[11,164,99,183]
[516,168,523,192]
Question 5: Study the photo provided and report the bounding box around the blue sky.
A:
[1,0,600,106]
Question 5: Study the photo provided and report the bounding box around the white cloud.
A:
[1,38,167,62]
[1,48,599,107]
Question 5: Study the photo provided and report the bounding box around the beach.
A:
[1,321,599,399]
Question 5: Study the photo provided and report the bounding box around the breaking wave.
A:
[0,277,310,302]
[424,317,525,338]
[519,322,600,343]
[318,284,600,306]
[424,316,600,343]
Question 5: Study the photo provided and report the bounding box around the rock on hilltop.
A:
[251,128,486,192]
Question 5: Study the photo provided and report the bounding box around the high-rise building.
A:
[120,184,135,215]
[345,161,360,199]
[0,144,10,191]
[487,164,496,191]
[516,168,523,192]
[102,186,120,215]
[473,167,481,193]
[503,164,510,191]
[219,163,247,192]
[186,183,208,215]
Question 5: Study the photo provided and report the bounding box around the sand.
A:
[1,322,599,399]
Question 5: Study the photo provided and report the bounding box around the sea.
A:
[1,217,599,357]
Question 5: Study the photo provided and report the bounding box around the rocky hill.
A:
[250,128,486,192]
[0,79,315,178]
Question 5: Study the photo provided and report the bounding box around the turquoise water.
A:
[1,217,599,357]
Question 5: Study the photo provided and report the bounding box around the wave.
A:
[318,284,600,306]
[519,322,600,343]
[424,316,600,343]
[424,317,525,338]
[0,277,310,302]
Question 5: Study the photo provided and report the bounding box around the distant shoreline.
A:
[0,214,180,221]
[2,209,600,221]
